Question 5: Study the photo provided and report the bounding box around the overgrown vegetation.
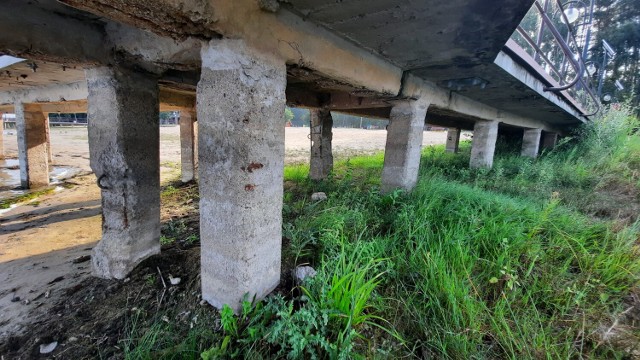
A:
[122,105,640,359]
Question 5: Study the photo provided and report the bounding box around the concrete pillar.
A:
[0,116,4,160]
[44,114,53,164]
[179,109,196,183]
[381,100,429,193]
[15,103,49,188]
[521,128,542,158]
[309,108,333,180]
[541,131,558,151]
[470,120,499,168]
[86,66,160,280]
[445,128,461,153]
[197,39,285,311]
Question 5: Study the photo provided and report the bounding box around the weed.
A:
[160,235,175,245]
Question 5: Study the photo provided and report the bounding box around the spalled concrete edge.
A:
[86,66,161,280]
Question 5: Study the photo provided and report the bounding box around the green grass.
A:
[122,105,640,359]
[0,188,55,209]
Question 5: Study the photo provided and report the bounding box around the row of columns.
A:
[8,103,198,192]
[7,39,561,312]
[444,123,558,162]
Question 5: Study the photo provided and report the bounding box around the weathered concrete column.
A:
[470,120,499,168]
[541,131,558,151]
[197,39,285,311]
[45,115,53,164]
[381,100,429,193]
[86,66,160,279]
[179,109,196,183]
[445,128,461,153]
[0,116,4,160]
[15,103,49,188]
[309,108,333,180]
[521,128,542,158]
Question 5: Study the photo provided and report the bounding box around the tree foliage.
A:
[592,0,640,109]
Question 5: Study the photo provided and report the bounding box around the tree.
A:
[591,0,640,110]
[284,107,294,125]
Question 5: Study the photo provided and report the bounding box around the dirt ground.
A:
[0,126,446,357]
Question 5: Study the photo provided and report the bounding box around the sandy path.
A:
[3,126,447,168]
[0,126,446,337]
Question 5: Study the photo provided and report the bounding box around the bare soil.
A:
[0,126,446,358]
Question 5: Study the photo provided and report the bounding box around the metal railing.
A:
[510,0,600,117]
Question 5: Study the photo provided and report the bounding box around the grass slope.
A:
[126,106,640,359]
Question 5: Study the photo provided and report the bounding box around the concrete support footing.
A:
[445,128,461,153]
[470,120,499,168]
[521,128,542,158]
[381,100,429,193]
[541,131,558,151]
[197,39,285,312]
[309,108,333,180]
[15,103,50,188]
[180,110,196,183]
[86,66,161,280]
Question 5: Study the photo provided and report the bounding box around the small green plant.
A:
[144,274,156,286]
[160,235,175,245]
[200,296,265,359]
[184,234,199,245]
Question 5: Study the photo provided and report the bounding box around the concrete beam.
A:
[381,100,429,193]
[197,39,285,312]
[15,103,49,188]
[159,88,196,110]
[401,73,563,133]
[0,82,88,106]
[179,110,196,183]
[0,0,109,65]
[521,128,542,158]
[60,0,403,96]
[470,120,499,168]
[332,107,392,120]
[86,66,161,279]
[309,108,333,180]
[445,128,461,153]
[498,42,588,124]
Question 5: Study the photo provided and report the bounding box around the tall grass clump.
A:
[421,105,640,218]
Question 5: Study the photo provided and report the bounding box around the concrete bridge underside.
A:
[0,0,583,310]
